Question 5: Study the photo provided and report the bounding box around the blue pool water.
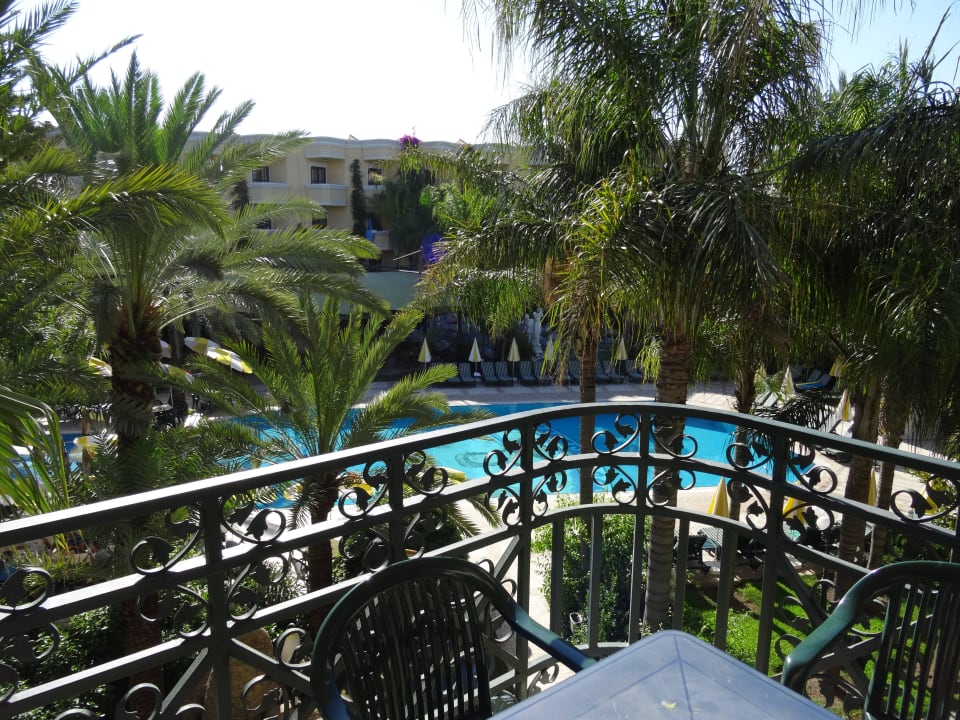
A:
[243,403,757,507]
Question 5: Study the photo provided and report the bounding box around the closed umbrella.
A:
[468,337,482,371]
[839,388,852,422]
[868,468,877,506]
[830,357,844,379]
[507,337,520,370]
[707,480,730,518]
[613,338,629,363]
[418,338,432,365]
[781,367,796,397]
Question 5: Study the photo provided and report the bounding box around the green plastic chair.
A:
[311,556,597,719]
[782,560,960,719]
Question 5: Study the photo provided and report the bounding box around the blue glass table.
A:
[495,630,835,719]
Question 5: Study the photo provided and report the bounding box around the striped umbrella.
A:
[468,338,482,365]
[507,337,521,363]
[613,337,629,363]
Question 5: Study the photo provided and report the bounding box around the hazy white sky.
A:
[22,0,960,143]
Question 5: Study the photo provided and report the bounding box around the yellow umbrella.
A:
[839,388,853,422]
[830,357,844,378]
[781,368,796,397]
[868,468,877,506]
[507,337,521,363]
[185,337,252,373]
[707,480,730,517]
[468,338,482,364]
[418,338,432,365]
[613,337,629,364]
[88,357,112,377]
[783,494,806,522]
[68,433,117,462]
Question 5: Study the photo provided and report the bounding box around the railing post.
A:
[756,429,790,673]
[200,496,232,719]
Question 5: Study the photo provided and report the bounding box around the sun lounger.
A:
[796,374,835,391]
[594,361,612,383]
[517,360,538,385]
[625,359,645,383]
[458,363,477,387]
[480,362,504,386]
[604,360,626,383]
[495,361,516,385]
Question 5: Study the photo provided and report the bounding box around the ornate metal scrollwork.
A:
[130,505,203,575]
[484,426,523,478]
[0,566,54,612]
[115,682,162,720]
[224,500,287,545]
[592,464,639,505]
[227,555,292,621]
[148,585,209,638]
[275,627,312,671]
[241,674,290,720]
[592,413,641,456]
[0,621,59,701]
[339,527,391,573]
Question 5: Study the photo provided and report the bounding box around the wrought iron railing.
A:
[0,402,958,719]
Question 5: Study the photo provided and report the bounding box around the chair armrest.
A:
[508,603,599,672]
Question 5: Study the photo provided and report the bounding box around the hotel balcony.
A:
[0,402,957,719]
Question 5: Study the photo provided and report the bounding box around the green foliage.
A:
[532,497,640,643]
[12,605,124,720]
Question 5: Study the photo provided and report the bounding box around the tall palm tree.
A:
[460,0,822,631]
[193,295,497,624]
[785,41,960,573]
[38,52,381,473]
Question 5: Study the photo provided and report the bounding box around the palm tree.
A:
[193,295,497,623]
[785,41,960,573]
[37,52,381,474]
[461,0,822,631]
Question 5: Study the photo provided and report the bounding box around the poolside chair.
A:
[480,362,505,386]
[311,556,597,720]
[604,360,626,383]
[494,361,516,385]
[517,360,538,386]
[782,560,960,720]
[625,359,645,383]
[594,361,612,383]
[674,534,710,573]
[796,373,835,392]
[458,362,478,387]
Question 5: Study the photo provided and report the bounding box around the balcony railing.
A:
[0,402,958,719]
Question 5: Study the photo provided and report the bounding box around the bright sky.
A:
[22,0,960,143]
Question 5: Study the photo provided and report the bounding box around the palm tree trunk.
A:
[644,331,692,632]
[306,473,341,631]
[837,378,881,590]
[868,386,907,568]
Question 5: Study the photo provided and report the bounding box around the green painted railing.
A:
[0,403,957,719]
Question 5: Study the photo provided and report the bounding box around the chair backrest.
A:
[311,556,602,720]
[782,561,960,720]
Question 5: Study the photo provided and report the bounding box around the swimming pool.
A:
[244,402,756,507]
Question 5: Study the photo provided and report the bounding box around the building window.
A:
[312,216,328,229]
[367,166,382,185]
[251,166,270,183]
[310,166,327,184]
